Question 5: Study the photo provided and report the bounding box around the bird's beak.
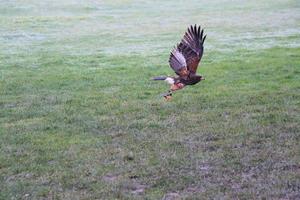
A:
[201,77,205,80]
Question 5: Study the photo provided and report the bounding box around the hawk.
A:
[153,25,206,100]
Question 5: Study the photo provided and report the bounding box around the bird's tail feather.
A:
[152,76,167,81]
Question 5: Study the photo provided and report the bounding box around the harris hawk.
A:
[153,25,206,100]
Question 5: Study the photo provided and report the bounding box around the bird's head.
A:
[195,75,205,82]
[190,75,205,85]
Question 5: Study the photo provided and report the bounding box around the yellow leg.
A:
[164,95,172,101]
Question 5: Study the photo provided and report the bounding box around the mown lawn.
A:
[1,0,300,199]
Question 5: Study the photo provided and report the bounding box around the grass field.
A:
[1,0,300,199]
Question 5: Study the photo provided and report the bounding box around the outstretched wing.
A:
[169,48,189,77]
[178,25,206,74]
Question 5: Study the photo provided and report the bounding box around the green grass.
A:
[1,0,300,199]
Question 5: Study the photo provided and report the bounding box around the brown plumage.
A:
[153,24,206,100]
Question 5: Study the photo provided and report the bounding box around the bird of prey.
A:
[153,24,206,100]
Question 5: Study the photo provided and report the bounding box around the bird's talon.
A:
[164,95,172,101]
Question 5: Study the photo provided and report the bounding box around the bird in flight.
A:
[153,24,206,100]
